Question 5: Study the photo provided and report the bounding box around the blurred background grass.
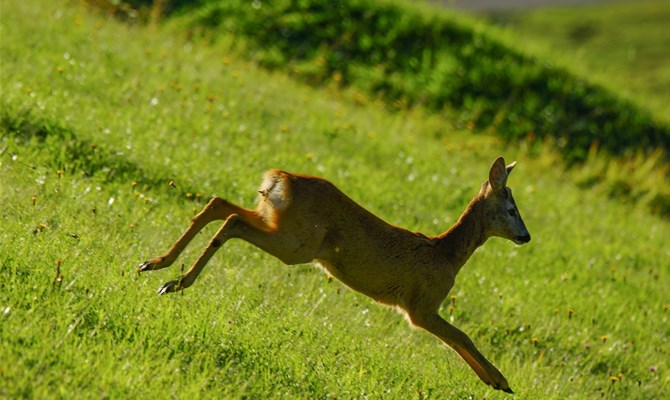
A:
[466,0,670,120]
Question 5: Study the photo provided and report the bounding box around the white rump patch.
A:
[258,171,291,210]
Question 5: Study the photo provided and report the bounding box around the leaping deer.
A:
[137,156,530,393]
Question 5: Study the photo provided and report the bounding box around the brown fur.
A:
[138,157,530,393]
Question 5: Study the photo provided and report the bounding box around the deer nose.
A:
[516,234,531,244]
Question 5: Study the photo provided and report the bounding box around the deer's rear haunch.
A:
[138,156,530,393]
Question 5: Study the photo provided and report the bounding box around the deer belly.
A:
[313,259,406,306]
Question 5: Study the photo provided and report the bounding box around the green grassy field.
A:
[485,0,670,120]
[1,0,669,399]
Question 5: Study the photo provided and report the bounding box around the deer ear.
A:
[488,156,508,191]
[506,161,517,176]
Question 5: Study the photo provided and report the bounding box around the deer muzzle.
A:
[514,234,531,245]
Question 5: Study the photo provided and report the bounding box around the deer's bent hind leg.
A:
[158,210,324,294]
[138,197,254,272]
[158,213,250,294]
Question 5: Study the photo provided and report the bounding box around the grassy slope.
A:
[173,0,670,162]
[1,0,669,399]
[485,0,670,119]
[168,0,670,218]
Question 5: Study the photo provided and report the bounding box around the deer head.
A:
[482,157,531,245]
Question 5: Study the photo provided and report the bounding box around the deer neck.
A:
[436,195,489,273]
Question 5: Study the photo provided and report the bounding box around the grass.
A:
[484,0,670,120]
[152,0,670,217]
[478,0,670,217]
[1,0,669,398]
[167,0,670,165]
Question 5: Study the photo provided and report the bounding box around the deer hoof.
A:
[136,261,155,273]
[157,280,181,295]
[493,382,514,394]
[490,381,513,394]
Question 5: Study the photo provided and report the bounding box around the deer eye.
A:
[508,209,517,217]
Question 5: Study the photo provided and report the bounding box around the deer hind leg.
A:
[137,197,255,273]
[407,310,513,393]
[157,212,323,294]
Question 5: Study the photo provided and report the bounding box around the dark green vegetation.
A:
[1,0,669,399]
[476,0,670,217]
[484,0,670,120]
[102,0,670,161]
[115,0,670,217]
[165,1,670,161]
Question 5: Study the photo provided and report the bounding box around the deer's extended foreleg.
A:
[408,311,512,393]
[137,197,253,272]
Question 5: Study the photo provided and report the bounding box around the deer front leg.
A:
[137,197,250,272]
[409,311,513,393]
